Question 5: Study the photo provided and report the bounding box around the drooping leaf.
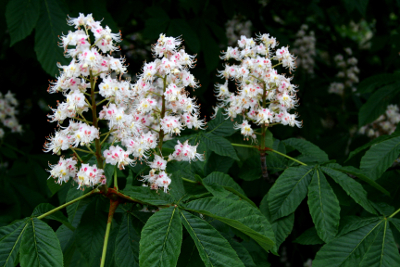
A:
[32,203,75,230]
[75,196,108,266]
[307,168,340,243]
[313,217,400,267]
[327,165,390,196]
[238,154,261,181]
[357,73,399,94]
[207,108,235,137]
[139,206,182,267]
[180,210,245,267]
[177,237,203,267]
[292,227,324,245]
[321,164,377,215]
[34,0,69,76]
[121,186,175,206]
[0,219,29,267]
[204,153,234,176]
[115,212,140,267]
[20,218,63,267]
[5,0,40,46]
[345,134,395,162]
[241,240,270,267]
[203,172,246,196]
[360,136,400,181]
[185,197,275,252]
[282,138,329,163]
[260,194,294,251]
[199,24,220,72]
[358,83,400,127]
[268,165,314,221]
[201,133,239,161]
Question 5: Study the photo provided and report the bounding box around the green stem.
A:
[73,147,95,154]
[70,147,84,162]
[181,177,197,184]
[268,148,308,166]
[37,189,98,220]
[231,143,256,149]
[389,207,400,218]
[96,98,108,106]
[158,75,167,154]
[90,70,104,168]
[114,166,119,191]
[100,200,119,267]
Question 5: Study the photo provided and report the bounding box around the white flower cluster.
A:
[0,91,23,138]
[226,16,252,46]
[131,34,205,192]
[292,25,316,75]
[359,104,400,138]
[328,48,359,96]
[216,34,301,140]
[45,14,205,192]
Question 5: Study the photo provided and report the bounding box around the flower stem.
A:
[37,189,98,220]
[268,148,308,166]
[260,81,269,179]
[90,70,104,168]
[181,177,197,184]
[114,166,119,191]
[100,199,119,267]
[70,147,84,162]
[158,75,167,155]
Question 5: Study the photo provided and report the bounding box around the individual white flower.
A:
[103,145,134,169]
[48,157,78,184]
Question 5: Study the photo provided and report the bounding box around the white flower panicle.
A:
[216,34,301,140]
[328,48,359,96]
[0,91,23,136]
[45,14,204,191]
[359,104,400,138]
[292,25,316,75]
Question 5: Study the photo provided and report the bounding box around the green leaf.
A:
[355,0,369,16]
[139,206,182,267]
[260,194,294,251]
[75,197,108,266]
[0,219,29,267]
[225,236,257,267]
[293,227,324,245]
[46,178,63,197]
[282,138,329,163]
[346,134,395,162]
[357,73,399,94]
[199,24,220,72]
[167,19,200,53]
[65,186,85,223]
[115,212,140,267]
[321,165,377,215]
[313,217,400,267]
[360,136,400,180]
[207,109,236,137]
[307,168,340,243]
[20,218,63,267]
[267,165,314,221]
[327,165,390,196]
[185,197,275,252]
[359,83,400,127]
[201,133,239,161]
[238,154,261,181]
[177,237,203,267]
[180,210,245,267]
[204,153,234,176]
[34,0,69,76]
[203,172,246,196]
[0,147,17,159]
[32,203,75,230]
[5,0,40,46]
[121,186,175,206]
[389,218,400,234]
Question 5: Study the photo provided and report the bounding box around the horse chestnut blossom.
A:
[0,91,23,137]
[215,34,301,141]
[359,104,400,138]
[45,13,204,192]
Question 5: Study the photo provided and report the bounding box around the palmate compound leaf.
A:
[139,206,182,267]
[360,135,400,181]
[313,217,400,267]
[180,210,245,267]
[307,168,341,243]
[0,219,29,267]
[321,164,377,215]
[185,197,275,252]
[114,212,140,267]
[20,218,63,267]
[267,165,314,221]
